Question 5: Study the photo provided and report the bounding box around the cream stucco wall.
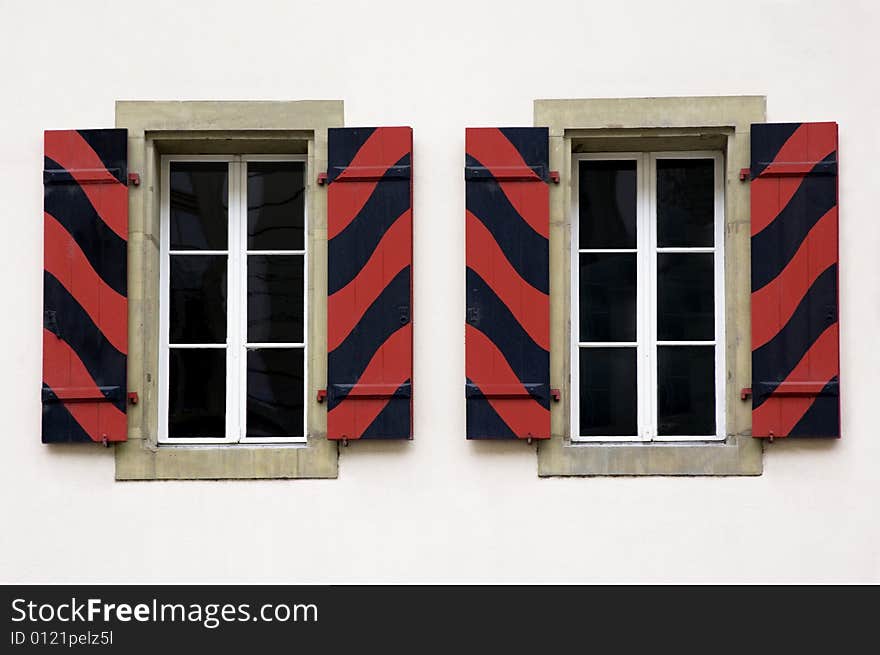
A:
[1,0,878,582]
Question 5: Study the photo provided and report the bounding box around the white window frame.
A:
[570,151,725,443]
[158,154,309,445]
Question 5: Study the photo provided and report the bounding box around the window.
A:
[535,95,764,476]
[572,152,724,442]
[158,155,307,444]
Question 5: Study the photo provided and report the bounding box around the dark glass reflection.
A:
[657,346,715,436]
[247,255,304,343]
[247,348,304,438]
[657,253,714,341]
[169,255,227,343]
[579,160,637,249]
[247,162,306,251]
[579,253,637,342]
[169,162,228,250]
[579,347,638,437]
[168,348,226,438]
[657,159,714,247]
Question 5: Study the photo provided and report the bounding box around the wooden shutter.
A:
[42,129,128,443]
[326,127,413,440]
[465,127,550,439]
[750,121,840,438]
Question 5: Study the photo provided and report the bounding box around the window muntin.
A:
[571,152,725,443]
[158,155,308,444]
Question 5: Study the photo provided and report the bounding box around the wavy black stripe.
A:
[751,156,837,292]
[42,393,94,443]
[360,381,411,439]
[789,376,840,438]
[43,272,126,413]
[750,123,801,179]
[466,154,549,294]
[466,378,517,439]
[76,129,127,185]
[44,156,127,296]
[466,268,549,409]
[327,127,378,182]
[327,268,410,410]
[752,265,838,410]
[497,127,549,180]
[328,153,411,295]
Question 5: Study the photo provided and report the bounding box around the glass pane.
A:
[657,253,714,341]
[247,255,304,343]
[169,255,227,343]
[247,162,306,251]
[247,348,304,438]
[579,347,637,437]
[579,253,636,342]
[579,160,637,249]
[169,162,228,250]
[657,159,714,247]
[658,346,715,436]
[168,348,226,438]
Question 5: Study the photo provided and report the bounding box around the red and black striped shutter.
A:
[326,127,413,440]
[750,122,839,438]
[465,127,550,439]
[42,129,128,443]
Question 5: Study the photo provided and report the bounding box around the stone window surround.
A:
[535,96,765,476]
[114,101,341,480]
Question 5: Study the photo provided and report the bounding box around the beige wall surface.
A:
[1,0,878,583]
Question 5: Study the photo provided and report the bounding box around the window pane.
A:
[247,255,304,343]
[169,162,228,250]
[579,253,636,342]
[657,253,714,341]
[657,159,714,247]
[247,348,304,438]
[658,346,715,436]
[579,160,637,249]
[579,347,637,437]
[168,348,226,438]
[247,162,306,251]
[169,255,227,343]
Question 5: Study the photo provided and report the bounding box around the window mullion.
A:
[225,159,241,444]
[644,153,657,442]
[238,158,249,442]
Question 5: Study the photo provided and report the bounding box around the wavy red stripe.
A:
[328,209,411,352]
[327,323,412,440]
[465,128,549,240]
[44,212,128,354]
[44,130,128,241]
[466,325,549,439]
[328,127,412,239]
[753,323,839,438]
[751,207,837,349]
[751,122,837,237]
[42,329,127,442]
[466,211,548,351]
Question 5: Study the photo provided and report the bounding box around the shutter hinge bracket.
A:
[551,388,561,402]
[317,172,328,186]
[127,172,141,187]
[739,168,751,181]
[549,170,560,184]
[127,391,139,405]
[316,389,327,403]
[740,387,752,401]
